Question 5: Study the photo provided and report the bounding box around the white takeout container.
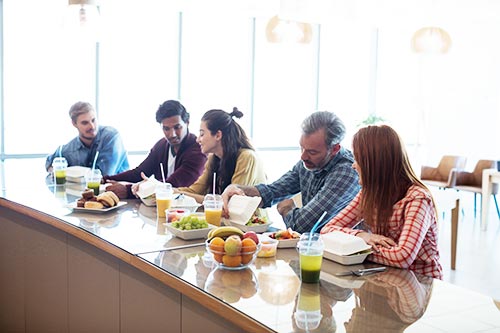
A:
[323,249,372,265]
[65,166,91,183]
[171,194,201,213]
[137,176,160,206]
[224,195,270,232]
[321,231,371,256]
[225,195,262,225]
[322,231,372,265]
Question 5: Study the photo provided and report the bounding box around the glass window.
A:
[179,11,254,135]
[3,0,96,155]
[98,0,180,153]
[252,17,318,148]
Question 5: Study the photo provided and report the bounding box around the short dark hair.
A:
[155,100,189,124]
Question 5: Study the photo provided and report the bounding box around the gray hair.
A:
[68,101,94,123]
[301,111,346,147]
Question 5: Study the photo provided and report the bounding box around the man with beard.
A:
[45,101,129,176]
[222,111,360,233]
[103,100,207,199]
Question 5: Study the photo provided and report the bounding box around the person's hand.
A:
[105,182,128,199]
[357,232,396,252]
[130,172,150,197]
[221,184,245,217]
[277,198,295,218]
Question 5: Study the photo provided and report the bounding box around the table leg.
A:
[481,171,493,231]
[451,199,459,270]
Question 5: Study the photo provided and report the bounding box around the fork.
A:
[335,266,387,277]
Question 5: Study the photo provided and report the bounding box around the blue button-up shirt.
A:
[256,147,360,233]
[45,125,129,176]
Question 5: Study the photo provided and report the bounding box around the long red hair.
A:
[352,125,429,234]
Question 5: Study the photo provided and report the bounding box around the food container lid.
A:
[136,175,160,199]
[226,195,262,225]
[321,231,371,256]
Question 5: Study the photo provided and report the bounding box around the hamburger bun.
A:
[97,192,115,208]
[105,191,120,205]
[84,201,104,209]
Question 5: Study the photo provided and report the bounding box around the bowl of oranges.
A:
[206,234,261,270]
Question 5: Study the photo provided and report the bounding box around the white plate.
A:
[323,249,372,265]
[227,220,271,233]
[165,223,216,240]
[67,201,127,213]
[262,232,300,248]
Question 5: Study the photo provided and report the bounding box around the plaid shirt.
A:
[256,147,360,233]
[321,185,443,279]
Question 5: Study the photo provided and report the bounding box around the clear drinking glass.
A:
[297,233,324,283]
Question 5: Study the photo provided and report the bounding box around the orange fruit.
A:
[241,238,257,264]
[241,254,254,265]
[213,253,224,263]
[209,237,225,254]
[222,255,242,267]
[241,238,257,253]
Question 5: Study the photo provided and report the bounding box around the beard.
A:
[302,150,332,171]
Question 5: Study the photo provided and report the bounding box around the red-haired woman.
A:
[321,125,442,279]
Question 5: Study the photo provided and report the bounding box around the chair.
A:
[453,159,500,218]
[420,155,467,189]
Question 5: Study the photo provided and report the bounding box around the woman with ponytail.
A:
[176,107,267,203]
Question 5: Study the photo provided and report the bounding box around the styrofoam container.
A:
[226,195,262,226]
[65,166,91,183]
[171,194,201,213]
[323,249,372,265]
[321,231,371,256]
[137,176,160,206]
[227,220,271,233]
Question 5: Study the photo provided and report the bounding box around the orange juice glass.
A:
[155,183,173,218]
[204,194,223,226]
[205,208,223,226]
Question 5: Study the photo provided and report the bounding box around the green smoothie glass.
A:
[297,233,324,283]
[53,157,68,185]
[85,169,102,196]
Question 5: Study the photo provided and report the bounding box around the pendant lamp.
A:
[65,0,100,38]
[265,15,312,44]
[411,27,452,54]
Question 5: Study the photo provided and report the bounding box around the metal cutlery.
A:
[335,266,387,277]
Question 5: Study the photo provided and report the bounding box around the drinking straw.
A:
[160,162,166,183]
[212,172,216,195]
[310,211,328,234]
[58,144,63,157]
[307,211,328,252]
[91,150,99,173]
